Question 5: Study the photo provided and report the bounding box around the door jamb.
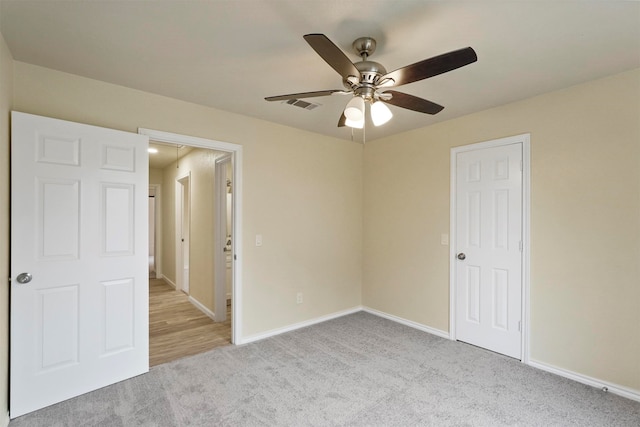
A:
[149,184,162,278]
[449,133,531,363]
[214,154,232,322]
[138,128,243,345]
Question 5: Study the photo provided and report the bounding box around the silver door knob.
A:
[457,253,466,260]
[16,273,32,284]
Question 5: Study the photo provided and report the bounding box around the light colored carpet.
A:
[9,312,640,426]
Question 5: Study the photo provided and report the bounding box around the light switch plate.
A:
[255,234,263,246]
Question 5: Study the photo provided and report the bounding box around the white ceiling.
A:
[1,1,639,142]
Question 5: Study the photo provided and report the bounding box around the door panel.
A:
[10,112,149,417]
[455,142,522,359]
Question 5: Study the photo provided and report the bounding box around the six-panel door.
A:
[10,112,149,417]
[455,142,523,359]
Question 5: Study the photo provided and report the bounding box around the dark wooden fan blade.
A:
[380,47,477,87]
[382,90,444,115]
[265,90,343,102]
[338,113,346,127]
[304,34,360,80]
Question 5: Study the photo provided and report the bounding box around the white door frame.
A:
[175,172,191,293]
[449,133,531,363]
[214,154,232,322]
[149,184,162,278]
[139,128,242,345]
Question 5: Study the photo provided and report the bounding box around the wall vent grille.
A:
[284,99,321,110]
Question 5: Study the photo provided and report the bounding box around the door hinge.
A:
[234,254,237,260]
[518,321,521,332]
[520,160,523,171]
[519,240,523,252]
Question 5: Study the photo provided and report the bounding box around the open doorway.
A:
[145,133,241,366]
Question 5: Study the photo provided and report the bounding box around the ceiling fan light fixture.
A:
[345,116,364,129]
[344,96,365,121]
[371,101,393,126]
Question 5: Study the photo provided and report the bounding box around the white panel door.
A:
[455,142,522,359]
[10,112,149,417]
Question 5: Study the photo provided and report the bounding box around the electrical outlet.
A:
[296,292,303,304]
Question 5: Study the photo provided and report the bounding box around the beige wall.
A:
[363,69,640,391]
[0,30,12,427]
[149,167,163,185]
[12,62,364,338]
[160,148,220,312]
[5,55,637,405]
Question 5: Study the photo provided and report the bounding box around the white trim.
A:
[449,134,531,362]
[362,306,450,339]
[521,135,531,363]
[161,274,177,289]
[139,128,243,345]
[188,296,216,321]
[528,359,640,402]
[239,306,362,345]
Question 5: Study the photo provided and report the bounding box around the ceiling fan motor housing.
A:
[343,61,387,99]
[341,37,388,99]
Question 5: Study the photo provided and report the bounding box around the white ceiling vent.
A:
[284,99,321,110]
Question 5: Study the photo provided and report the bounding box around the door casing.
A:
[449,133,531,363]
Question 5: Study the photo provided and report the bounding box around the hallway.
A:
[149,278,231,366]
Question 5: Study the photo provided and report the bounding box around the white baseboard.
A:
[160,275,176,289]
[1,410,8,427]
[528,359,640,402]
[158,276,217,322]
[362,306,450,339]
[239,306,362,345]
[188,296,216,321]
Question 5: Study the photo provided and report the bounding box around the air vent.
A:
[284,99,321,110]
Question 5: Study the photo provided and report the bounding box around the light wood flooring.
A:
[149,278,231,366]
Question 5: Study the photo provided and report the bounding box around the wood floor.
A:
[149,278,231,367]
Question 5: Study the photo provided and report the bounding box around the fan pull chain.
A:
[363,121,366,144]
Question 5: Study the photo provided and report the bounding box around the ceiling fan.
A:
[265,34,477,129]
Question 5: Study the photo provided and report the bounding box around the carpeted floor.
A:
[9,312,640,426]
